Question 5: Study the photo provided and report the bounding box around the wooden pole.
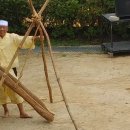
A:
[38,0,50,15]
[28,0,37,16]
[39,22,79,130]
[0,66,54,122]
[39,27,53,103]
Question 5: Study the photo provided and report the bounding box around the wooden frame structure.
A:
[0,1,79,129]
[0,0,55,122]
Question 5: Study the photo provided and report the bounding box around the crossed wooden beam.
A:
[0,1,80,128]
[0,1,79,128]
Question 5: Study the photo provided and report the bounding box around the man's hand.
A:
[33,35,42,42]
[34,36,40,41]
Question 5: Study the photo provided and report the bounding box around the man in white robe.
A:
[0,20,36,118]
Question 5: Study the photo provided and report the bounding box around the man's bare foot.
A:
[20,113,32,118]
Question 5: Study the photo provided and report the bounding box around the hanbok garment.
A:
[0,33,35,104]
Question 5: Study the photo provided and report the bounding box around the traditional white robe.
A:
[0,33,35,104]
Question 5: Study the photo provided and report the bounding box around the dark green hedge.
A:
[0,0,120,43]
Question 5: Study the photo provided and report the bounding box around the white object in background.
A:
[108,16,119,21]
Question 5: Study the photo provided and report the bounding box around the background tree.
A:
[1,0,124,45]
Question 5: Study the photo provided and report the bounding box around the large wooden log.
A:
[0,66,54,122]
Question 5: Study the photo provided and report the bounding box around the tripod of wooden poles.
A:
[0,1,79,129]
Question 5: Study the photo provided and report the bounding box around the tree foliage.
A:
[0,0,116,43]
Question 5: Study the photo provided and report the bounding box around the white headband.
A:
[0,20,8,26]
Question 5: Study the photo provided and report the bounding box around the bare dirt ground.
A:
[1,52,130,130]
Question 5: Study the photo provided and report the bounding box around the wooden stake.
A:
[39,27,53,103]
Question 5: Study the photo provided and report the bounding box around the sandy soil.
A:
[1,52,130,130]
